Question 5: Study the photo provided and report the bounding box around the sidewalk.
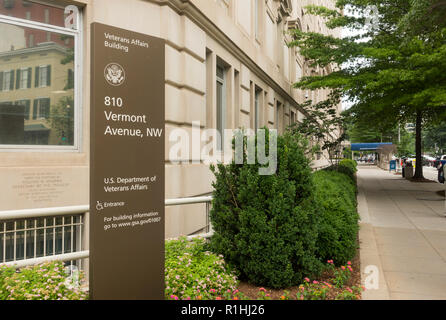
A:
[358,166,446,300]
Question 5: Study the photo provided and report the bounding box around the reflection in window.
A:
[15,99,30,119]
[1,70,14,91]
[33,97,50,119]
[18,67,31,89]
[36,65,51,88]
[0,1,67,28]
[0,20,76,146]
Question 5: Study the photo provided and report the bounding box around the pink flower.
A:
[341,266,346,270]
[346,288,353,293]
[347,261,352,265]
[259,288,267,292]
[304,277,310,282]
[313,280,319,284]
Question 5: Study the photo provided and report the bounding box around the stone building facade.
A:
[0,0,341,254]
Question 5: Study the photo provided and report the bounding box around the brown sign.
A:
[90,23,165,300]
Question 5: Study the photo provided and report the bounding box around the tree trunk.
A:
[414,110,424,179]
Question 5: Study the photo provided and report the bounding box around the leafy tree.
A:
[397,129,415,157]
[289,0,446,179]
[289,90,346,165]
[423,122,446,155]
[49,96,74,145]
[345,116,398,143]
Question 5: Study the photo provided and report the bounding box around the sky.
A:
[340,5,371,111]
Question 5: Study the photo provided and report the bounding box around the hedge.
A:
[313,169,359,265]
[208,130,359,288]
[325,159,358,183]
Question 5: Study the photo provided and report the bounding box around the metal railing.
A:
[0,196,213,269]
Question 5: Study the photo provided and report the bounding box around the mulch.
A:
[236,246,362,300]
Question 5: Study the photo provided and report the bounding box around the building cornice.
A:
[147,0,307,116]
[0,42,69,59]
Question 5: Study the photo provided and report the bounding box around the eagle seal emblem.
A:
[104,63,125,86]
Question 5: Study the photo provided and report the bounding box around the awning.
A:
[351,142,393,151]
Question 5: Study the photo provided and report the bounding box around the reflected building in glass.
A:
[0,2,74,146]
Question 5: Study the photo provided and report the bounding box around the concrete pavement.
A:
[358,166,446,300]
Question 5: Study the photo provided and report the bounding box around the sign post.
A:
[90,23,165,300]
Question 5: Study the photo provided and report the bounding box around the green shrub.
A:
[0,261,88,300]
[165,237,239,300]
[209,131,322,288]
[313,170,359,265]
[325,161,357,184]
[339,159,357,172]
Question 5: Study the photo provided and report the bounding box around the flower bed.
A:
[0,237,363,300]
[165,237,364,300]
[237,250,364,300]
[165,237,243,300]
[0,261,88,300]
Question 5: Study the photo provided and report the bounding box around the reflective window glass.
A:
[0,20,76,146]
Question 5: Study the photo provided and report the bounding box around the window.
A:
[216,64,226,151]
[276,101,282,132]
[0,70,14,91]
[15,99,31,120]
[296,61,303,82]
[0,1,81,148]
[254,0,261,40]
[36,65,51,88]
[265,13,275,60]
[17,68,31,89]
[44,8,50,24]
[33,97,50,120]
[0,1,66,27]
[283,43,289,79]
[28,34,34,47]
[255,87,262,131]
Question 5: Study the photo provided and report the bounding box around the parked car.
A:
[423,155,436,167]
[434,155,446,169]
